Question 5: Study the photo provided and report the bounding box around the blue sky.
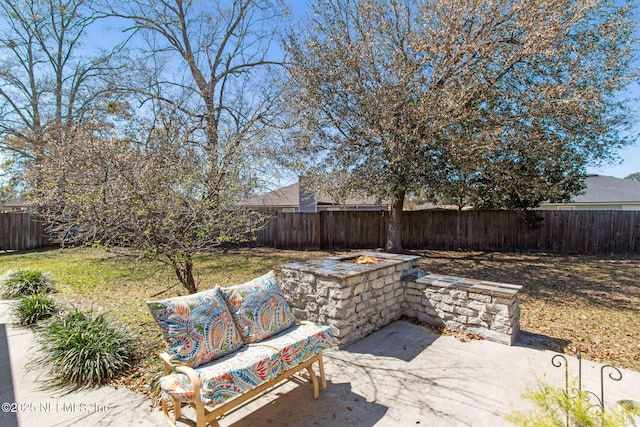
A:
[586,79,640,179]
[587,142,640,178]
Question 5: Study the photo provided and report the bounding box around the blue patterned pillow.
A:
[219,271,296,343]
[147,288,243,368]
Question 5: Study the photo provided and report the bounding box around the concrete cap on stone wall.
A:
[415,273,522,298]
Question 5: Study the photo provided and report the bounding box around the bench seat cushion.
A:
[159,322,334,406]
[257,322,334,372]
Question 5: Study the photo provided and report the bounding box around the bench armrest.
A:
[159,352,173,375]
[158,352,203,407]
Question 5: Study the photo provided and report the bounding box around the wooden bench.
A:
[147,271,334,427]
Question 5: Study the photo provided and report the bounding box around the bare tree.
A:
[282,0,637,251]
[32,0,287,293]
[37,112,266,294]
[2,0,285,292]
[0,0,121,178]
[105,0,286,195]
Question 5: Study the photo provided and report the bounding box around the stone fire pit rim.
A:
[281,251,420,280]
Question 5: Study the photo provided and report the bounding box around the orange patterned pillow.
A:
[219,271,295,343]
[147,288,243,367]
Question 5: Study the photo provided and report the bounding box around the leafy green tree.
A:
[625,172,640,182]
[282,0,637,251]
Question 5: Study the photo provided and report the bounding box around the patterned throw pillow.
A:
[219,271,296,343]
[147,288,243,368]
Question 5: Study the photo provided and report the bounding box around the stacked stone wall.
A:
[280,261,414,347]
[402,274,521,345]
[280,256,522,347]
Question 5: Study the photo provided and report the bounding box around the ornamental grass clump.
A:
[34,309,135,386]
[14,293,58,327]
[0,269,54,298]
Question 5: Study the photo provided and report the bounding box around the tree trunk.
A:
[175,256,198,294]
[385,190,405,253]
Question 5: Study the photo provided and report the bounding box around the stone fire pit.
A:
[281,252,522,347]
[281,252,418,346]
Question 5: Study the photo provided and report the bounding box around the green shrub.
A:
[14,293,58,326]
[507,379,638,427]
[34,309,135,386]
[0,269,53,298]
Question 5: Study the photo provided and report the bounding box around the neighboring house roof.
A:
[570,175,640,203]
[243,182,299,209]
[411,203,460,211]
[539,175,640,210]
[241,180,389,211]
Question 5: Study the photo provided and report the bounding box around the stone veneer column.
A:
[280,255,417,347]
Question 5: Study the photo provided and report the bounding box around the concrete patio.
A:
[1,300,639,426]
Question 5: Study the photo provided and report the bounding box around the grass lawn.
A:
[0,247,344,394]
[1,246,638,395]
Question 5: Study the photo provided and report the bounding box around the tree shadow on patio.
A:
[343,321,440,362]
[221,381,388,427]
[517,329,571,354]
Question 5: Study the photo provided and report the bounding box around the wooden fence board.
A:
[3,210,639,254]
[255,210,640,254]
[0,213,53,251]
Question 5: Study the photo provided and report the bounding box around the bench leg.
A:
[318,353,327,390]
[162,397,182,426]
[305,365,320,399]
[174,398,182,421]
[194,400,211,427]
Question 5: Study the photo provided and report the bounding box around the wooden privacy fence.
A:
[0,213,53,251]
[3,210,639,254]
[255,210,640,254]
